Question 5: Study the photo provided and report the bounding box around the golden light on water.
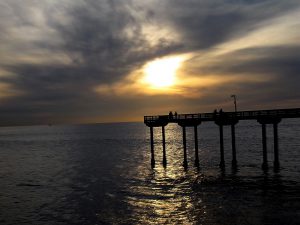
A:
[143,56,186,88]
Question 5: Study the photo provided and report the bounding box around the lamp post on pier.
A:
[231,94,237,112]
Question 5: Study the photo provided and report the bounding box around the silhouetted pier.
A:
[144,108,300,170]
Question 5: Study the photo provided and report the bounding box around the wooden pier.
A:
[144,108,300,170]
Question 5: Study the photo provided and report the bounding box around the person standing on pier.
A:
[169,111,173,119]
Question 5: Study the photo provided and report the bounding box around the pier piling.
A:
[150,126,155,168]
[261,123,268,169]
[194,126,199,167]
[231,124,237,167]
[162,126,167,167]
[258,117,281,170]
[219,125,225,168]
[182,126,188,168]
[273,122,279,169]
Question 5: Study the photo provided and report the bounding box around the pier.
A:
[144,108,300,170]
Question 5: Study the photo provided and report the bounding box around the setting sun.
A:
[143,56,185,88]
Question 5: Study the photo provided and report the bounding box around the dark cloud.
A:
[149,0,299,49]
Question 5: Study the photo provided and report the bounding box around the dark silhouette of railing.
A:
[144,108,300,170]
[145,108,300,124]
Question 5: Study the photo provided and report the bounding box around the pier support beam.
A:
[219,125,225,168]
[231,124,237,167]
[273,123,279,169]
[150,126,155,168]
[162,126,167,167]
[178,120,201,169]
[261,123,268,169]
[194,126,199,167]
[214,113,239,168]
[258,117,281,171]
[182,126,188,168]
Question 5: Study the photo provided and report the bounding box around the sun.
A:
[143,56,185,88]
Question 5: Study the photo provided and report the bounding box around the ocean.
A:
[0,120,299,224]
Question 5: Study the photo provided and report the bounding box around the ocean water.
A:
[0,120,299,225]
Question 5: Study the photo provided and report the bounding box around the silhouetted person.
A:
[213,109,217,119]
[169,111,173,119]
[174,111,178,119]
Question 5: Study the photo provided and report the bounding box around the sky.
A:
[0,0,300,126]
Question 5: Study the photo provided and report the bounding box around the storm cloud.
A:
[0,0,299,125]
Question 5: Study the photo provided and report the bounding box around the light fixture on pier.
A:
[231,94,237,112]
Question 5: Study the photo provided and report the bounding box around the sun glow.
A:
[143,56,185,88]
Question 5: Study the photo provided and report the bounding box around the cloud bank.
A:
[0,0,299,125]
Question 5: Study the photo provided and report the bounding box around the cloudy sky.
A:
[0,0,300,125]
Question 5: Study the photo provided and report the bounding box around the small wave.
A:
[16,183,42,187]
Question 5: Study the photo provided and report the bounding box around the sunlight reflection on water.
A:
[123,121,300,224]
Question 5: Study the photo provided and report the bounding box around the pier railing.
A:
[144,108,300,124]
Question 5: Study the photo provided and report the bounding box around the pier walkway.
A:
[144,108,300,170]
